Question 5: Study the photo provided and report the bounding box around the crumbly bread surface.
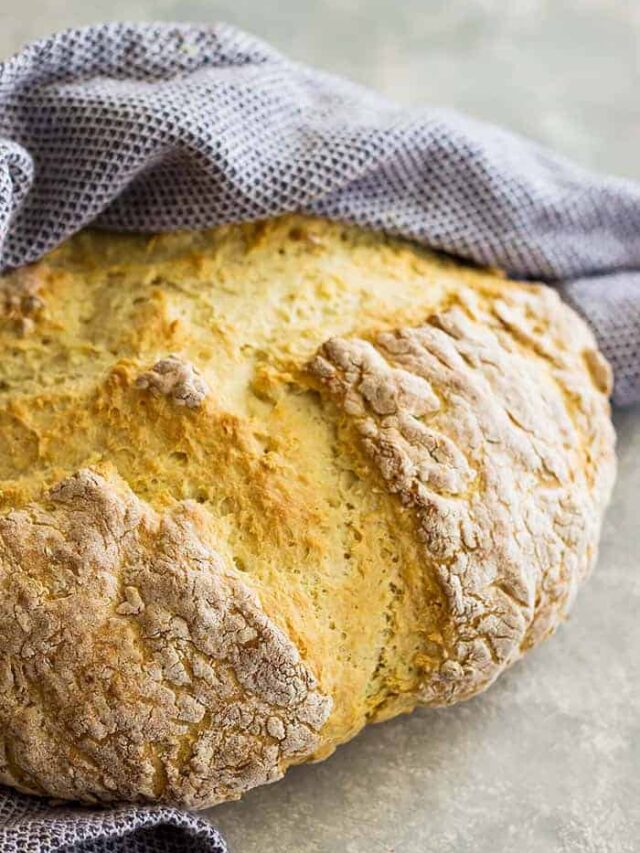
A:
[0,216,615,806]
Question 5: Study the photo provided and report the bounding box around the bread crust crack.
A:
[308,298,615,703]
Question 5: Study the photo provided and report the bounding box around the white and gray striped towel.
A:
[0,19,638,853]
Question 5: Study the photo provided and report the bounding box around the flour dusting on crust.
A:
[136,355,209,408]
[0,469,331,807]
[309,286,616,704]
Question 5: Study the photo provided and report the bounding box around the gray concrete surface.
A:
[2,2,639,851]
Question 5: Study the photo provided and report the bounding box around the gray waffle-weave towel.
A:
[0,788,226,853]
[0,18,639,853]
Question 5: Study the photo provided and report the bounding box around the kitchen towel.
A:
[0,19,639,852]
[0,787,226,852]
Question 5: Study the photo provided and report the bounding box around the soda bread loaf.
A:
[0,216,616,807]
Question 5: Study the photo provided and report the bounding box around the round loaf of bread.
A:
[0,216,615,807]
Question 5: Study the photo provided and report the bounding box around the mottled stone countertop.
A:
[2,2,639,850]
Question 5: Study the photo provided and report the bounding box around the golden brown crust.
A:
[0,215,616,806]
[0,266,45,336]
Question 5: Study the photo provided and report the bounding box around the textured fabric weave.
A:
[0,18,639,853]
[0,787,226,852]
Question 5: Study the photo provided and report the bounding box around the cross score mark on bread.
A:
[0,217,615,806]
